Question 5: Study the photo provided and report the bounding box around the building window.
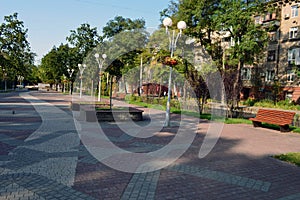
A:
[241,68,251,80]
[289,27,298,39]
[292,5,299,18]
[288,48,300,65]
[265,70,275,82]
[268,32,277,41]
[287,70,295,82]
[267,50,276,62]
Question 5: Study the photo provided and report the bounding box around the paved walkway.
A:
[0,91,300,199]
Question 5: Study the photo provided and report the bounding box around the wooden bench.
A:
[249,109,295,132]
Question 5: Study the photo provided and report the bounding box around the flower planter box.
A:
[71,102,112,111]
[79,106,143,122]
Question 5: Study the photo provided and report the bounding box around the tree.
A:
[100,17,147,97]
[26,64,41,85]
[213,0,268,109]
[0,13,35,86]
[66,23,101,60]
[39,44,78,90]
[102,16,146,39]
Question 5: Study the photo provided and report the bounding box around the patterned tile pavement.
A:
[0,91,300,199]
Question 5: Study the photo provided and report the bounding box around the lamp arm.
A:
[173,31,182,55]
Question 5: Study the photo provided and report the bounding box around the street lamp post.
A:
[78,64,87,98]
[63,74,66,93]
[163,17,186,127]
[94,53,107,102]
[140,56,143,96]
[67,67,74,95]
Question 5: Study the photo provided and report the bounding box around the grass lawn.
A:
[291,127,300,133]
[125,99,300,133]
[273,153,300,167]
[224,118,252,124]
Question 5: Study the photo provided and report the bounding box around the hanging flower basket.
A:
[163,57,178,66]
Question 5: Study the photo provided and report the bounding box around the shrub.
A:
[254,99,274,108]
[277,99,292,107]
[243,98,256,106]
[171,99,181,109]
[135,96,143,102]
[129,95,136,102]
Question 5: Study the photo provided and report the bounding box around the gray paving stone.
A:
[120,170,160,200]
[277,193,300,200]
[167,164,272,192]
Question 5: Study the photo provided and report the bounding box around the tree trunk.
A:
[232,61,242,110]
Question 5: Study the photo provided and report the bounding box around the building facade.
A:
[239,0,300,102]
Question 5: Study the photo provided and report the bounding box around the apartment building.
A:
[279,0,300,102]
[237,0,300,102]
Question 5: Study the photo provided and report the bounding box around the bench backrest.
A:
[255,109,295,125]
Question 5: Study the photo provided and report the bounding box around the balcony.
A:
[263,20,280,32]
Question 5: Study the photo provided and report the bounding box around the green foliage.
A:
[254,99,300,111]
[26,64,41,84]
[165,0,268,109]
[274,153,300,167]
[102,16,146,39]
[253,99,273,107]
[242,98,257,106]
[104,30,148,78]
[276,99,292,107]
[224,118,252,124]
[291,126,300,133]
[39,44,78,85]
[0,13,35,82]
[66,23,101,59]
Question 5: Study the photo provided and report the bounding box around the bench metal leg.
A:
[252,121,262,127]
[280,125,290,132]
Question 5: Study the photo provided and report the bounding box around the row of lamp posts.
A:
[69,17,185,127]
[67,53,106,100]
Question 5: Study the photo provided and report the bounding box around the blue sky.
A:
[0,0,171,62]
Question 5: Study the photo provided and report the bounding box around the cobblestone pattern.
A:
[78,145,100,165]
[0,173,95,200]
[0,99,41,142]
[0,92,85,200]
[1,183,46,200]
[277,193,300,200]
[120,170,160,200]
[5,92,80,186]
[0,134,23,147]
[167,164,271,192]
[73,161,132,199]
